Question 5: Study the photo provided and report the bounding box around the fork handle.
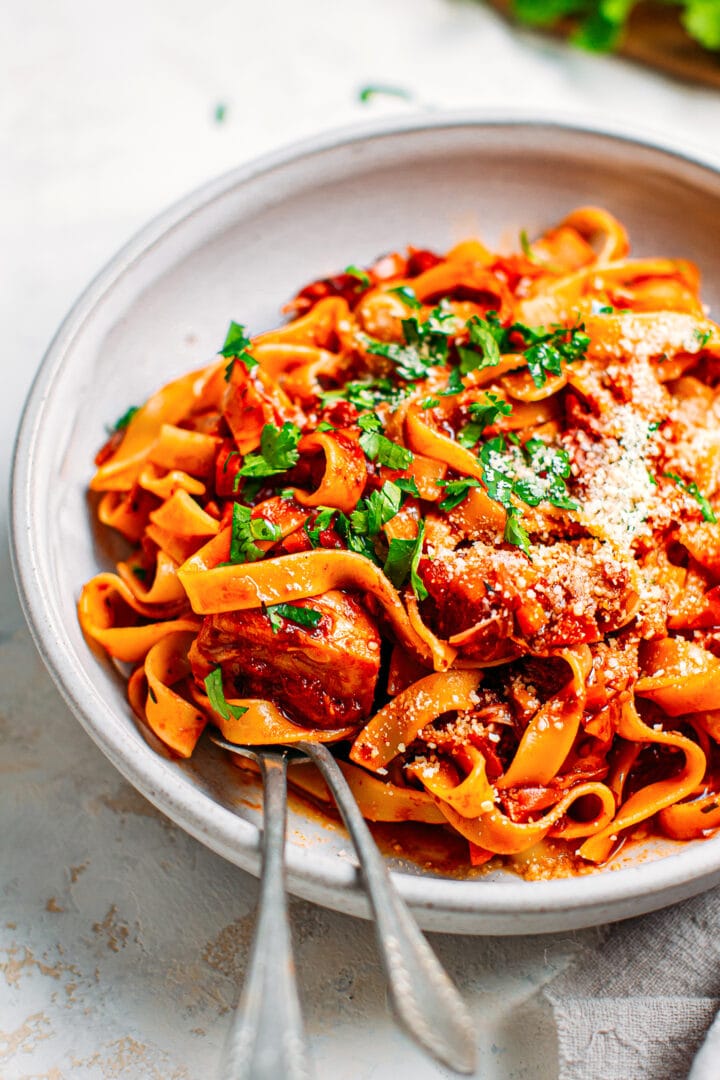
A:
[299,742,476,1076]
[220,754,312,1080]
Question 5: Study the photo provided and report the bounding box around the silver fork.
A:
[212,734,477,1077]
[216,743,312,1080]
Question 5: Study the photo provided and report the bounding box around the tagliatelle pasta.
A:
[80,207,720,875]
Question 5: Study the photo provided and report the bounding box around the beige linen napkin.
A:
[544,890,720,1080]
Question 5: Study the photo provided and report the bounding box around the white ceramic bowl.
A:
[12,113,720,934]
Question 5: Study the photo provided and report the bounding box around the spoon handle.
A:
[220,753,313,1080]
[299,742,476,1076]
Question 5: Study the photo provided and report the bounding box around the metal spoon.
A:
[213,734,477,1076]
[216,742,313,1080]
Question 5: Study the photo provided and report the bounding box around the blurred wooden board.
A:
[487,1,720,88]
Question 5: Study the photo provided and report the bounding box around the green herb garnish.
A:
[266,603,323,633]
[111,405,139,432]
[457,393,513,449]
[345,265,371,288]
[204,667,248,720]
[319,377,409,410]
[383,519,428,600]
[224,503,281,564]
[389,285,423,310]
[350,481,403,538]
[358,414,414,469]
[221,320,258,379]
[664,471,717,523]
[365,302,457,381]
[436,476,483,512]
[238,422,302,478]
[358,84,412,103]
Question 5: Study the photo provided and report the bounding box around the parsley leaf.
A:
[239,422,302,478]
[358,84,412,103]
[224,503,281,564]
[664,471,717,523]
[204,667,248,720]
[478,436,516,507]
[358,414,413,469]
[304,507,337,547]
[683,0,720,50]
[350,481,403,537]
[436,476,483,512]
[319,377,408,410]
[110,405,139,432]
[517,323,590,388]
[221,320,258,380]
[365,302,456,381]
[266,603,323,633]
[383,520,428,599]
[345,265,370,288]
[457,393,513,449]
[389,285,422,310]
[504,507,531,556]
[439,366,465,397]
[335,512,380,563]
[457,314,505,374]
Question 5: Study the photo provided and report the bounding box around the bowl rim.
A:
[11,107,720,928]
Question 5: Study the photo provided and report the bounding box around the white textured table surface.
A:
[3,3,720,1078]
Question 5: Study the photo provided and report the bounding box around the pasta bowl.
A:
[11,112,720,934]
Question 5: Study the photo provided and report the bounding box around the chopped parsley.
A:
[513,439,578,511]
[440,366,465,397]
[365,302,457,381]
[111,405,139,432]
[319,377,408,410]
[358,84,412,103]
[383,520,428,600]
[456,314,505,374]
[316,421,335,432]
[204,667,248,721]
[457,393,513,449]
[266,603,323,633]
[664,472,717,523]
[223,503,281,564]
[358,414,413,469]
[345,265,371,288]
[421,396,440,409]
[436,476,483,512]
[304,507,337,547]
[389,285,422,310]
[591,300,615,315]
[350,481,403,537]
[238,422,302,478]
[694,328,712,349]
[457,313,589,388]
[503,507,531,557]
[519,229,534,259]
[221,320,258,379]
[520,323,590,388]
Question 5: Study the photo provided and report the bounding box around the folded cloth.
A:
[688,1008,720,1080]
[543,889,720,1080]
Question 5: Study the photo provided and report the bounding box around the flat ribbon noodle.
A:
[350,671,482,770]
[78,573,200,663]
[578,699,707,863]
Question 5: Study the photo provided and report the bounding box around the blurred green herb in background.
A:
[358,84,413,103]
[510,0,720,52]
